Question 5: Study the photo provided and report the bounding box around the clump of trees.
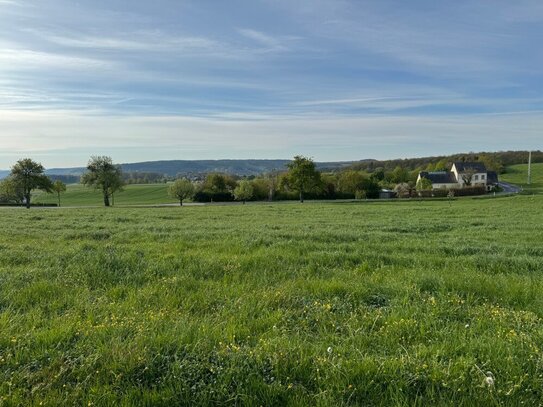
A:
[81,156,124,207]
[179,155,384,203]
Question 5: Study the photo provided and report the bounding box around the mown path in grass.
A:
[1,196,543,405]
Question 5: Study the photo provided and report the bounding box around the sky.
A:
[0,0,542,168]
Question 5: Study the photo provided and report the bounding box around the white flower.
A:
[327,347,333,354]
[465,324,470,328]
[484,372,495,387]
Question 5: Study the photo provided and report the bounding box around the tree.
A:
[266,170,280,201]
[337,170,367,196]
[416,177,433,191]
[234,180,254,204]
[460,168,477,186]
[479,154,504,173]
[9,158,53,208]
[284,156,321,203]
[168,178,195,206]
[434,159,449,172]
[52,180,66,207]
[108,175,125,206]
[0,177,24,204]
[361,177,381,199]
[81,156,124,207]
[390,166,410,183]
[394,183,411,198]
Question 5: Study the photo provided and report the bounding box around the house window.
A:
[481,174,485,180]
[474,174,479,181]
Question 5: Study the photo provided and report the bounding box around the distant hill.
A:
[0,159,359,179]
[3,150,536,180]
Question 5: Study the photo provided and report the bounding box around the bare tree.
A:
[461,168,477,186]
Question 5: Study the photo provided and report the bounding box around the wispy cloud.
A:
[26,29,219,52]
[0,0,542,166]
[237,28,289,52]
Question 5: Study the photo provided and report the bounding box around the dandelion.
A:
[327,346,333,354]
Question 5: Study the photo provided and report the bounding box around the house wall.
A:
[451,164,487,188]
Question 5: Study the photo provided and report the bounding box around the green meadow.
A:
[501,163,543,195]
[1,193,543,406]
[34,183,177,206]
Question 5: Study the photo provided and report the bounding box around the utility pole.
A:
[527,151,532,185]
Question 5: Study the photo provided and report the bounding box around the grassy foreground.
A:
[1,196,543,405]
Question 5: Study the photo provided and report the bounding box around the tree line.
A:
[348,150,541,174]
[0,155,380,207]
[1,150,530,207]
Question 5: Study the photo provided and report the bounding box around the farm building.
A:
[417,162,498,191]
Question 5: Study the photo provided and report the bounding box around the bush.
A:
[193,191,234,202]
[450,186,487,197]
[431,189,449,198]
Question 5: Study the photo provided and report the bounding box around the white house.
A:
[451,162,488,188]
[417,162,498,191]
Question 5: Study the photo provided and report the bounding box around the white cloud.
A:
[237,28,288,51]
[0,47,114,71]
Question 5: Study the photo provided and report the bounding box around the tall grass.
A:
[1,197,543,405]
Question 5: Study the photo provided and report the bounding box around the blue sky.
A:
[0,0,542,168]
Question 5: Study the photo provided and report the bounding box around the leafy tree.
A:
[249,178,270,200]
[52,180,67,207]
[9,158,53,208]
[337,170,366,196]
[0,177,24,204]
[390,166,410,183]
[168,178,195,206]
[81,156,124,207]
[108,175,125,206]
[234,180,254,204]
[371,169,385,181]
[202,173,237,193]
[425,162,436,172]
[284,156,321,203]
[434,159,449,172]
[479,154,504,173]
[416,177,433,191]
[266,170,280,201]
[361,177,381,199]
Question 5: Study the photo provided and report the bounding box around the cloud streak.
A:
[0,0,541,166]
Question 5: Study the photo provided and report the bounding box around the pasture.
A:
[1,196,543,405]
[501,162,543,195]
[33,183,178,206]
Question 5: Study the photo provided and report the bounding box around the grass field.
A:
[1,196,543,405]
[34,183,177,206]
[501,163,543,195]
